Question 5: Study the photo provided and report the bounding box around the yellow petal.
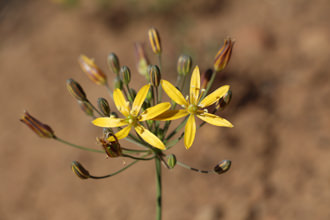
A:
[190,66,201,105]
[152,109,189,121]
[131,84,150,116]
[108,125,131,141]
[135,124,166,150]
[197,112,233,127]
[139,102,171,121]
[161,80,188,106]
[113,88,130,116]
[184,115,196,149]
[199,85,230,108]
[92,117,127,128]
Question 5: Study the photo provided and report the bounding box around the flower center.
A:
[126,115,137,126]
[187,104,198,114]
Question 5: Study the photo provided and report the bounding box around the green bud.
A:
[107,53,120,74]
[177,55,192,76]
[216,90,232,111]
[148,27,162,54]
[66,78,87,101]
[167,154,177,169]
[97,97,111,116]
[71,161,90,179]
[148,65,161,87]
[78,101,94,117]
[114,76,123,90]
[214,160,231,174]
[120,66,131,85]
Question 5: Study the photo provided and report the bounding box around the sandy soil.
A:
[1,0,330,219]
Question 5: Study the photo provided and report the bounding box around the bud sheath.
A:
[120,66,131,85]
[20,111,55,138]
[71,161,90,179]
[177,55,192,76]
[148,65,161,87]
[214,160,231,174]
[148,27,162,54]
[107,53,120,74]
[78,55,107,85]
[97,98,111,117]
[213,38,234,72]
[66,78,87,101]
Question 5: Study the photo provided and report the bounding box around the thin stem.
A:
[121,147,150,153]
[105,83,113,98]
[89,159,140,179]
[165,132,184,149]
[86,99,103,116]
[155,157,162,220]
[177,161,214,174]
[122,153,155,161]
[54,136,104,153]
[165,116,188,141]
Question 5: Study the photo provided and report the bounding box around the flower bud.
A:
[114,76,123,90]
[107,53,120,74]
[97,135,122,158]
[201,69,213,90]
[20,111,55,138]
[177,55,192,76]
[78,55,107,85]
[71,161,90,179]
[119,66,131,85]
[215,90,232,111]
[78,101,94,117]
[167,154,177,169]
[97,97,111,117]
[148,27,162,54]
[214,160,231,174]
[66,78,87,101]
[148,65,161,87]
[213,38,234,72]
[135,43,149,77]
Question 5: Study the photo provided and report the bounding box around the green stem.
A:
[177,161,213,174]
[105,83,113,98]
[155,157,162,220]
[89,158,140,179]
[54,136,104,153]
[165,132,184,149]
[122,153,155,161]
[86,99,103,116]
[165,116,188,141]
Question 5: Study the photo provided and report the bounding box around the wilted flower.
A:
[78,55,107,85]
[97,134,122,158]
[20,111,55,138]
[213,38,234,72]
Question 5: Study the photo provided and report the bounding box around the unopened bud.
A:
[20,111,55,138]
[177,55,192,76]
[66,78,87,101]
[148,65,161,87]
[97,97,111,116]
[216,90,232,111]
[78,55,107,85]
[201,69,213,90]
[78,101,94,117]
[135,43,149,77]
[97,135,122,158]
[114,76,123,90]
[71,161,90,179]
[148,27,162,54]
[107,53,120,74]
[214,160,231,174]
[167,154,177,169]
[120,66,131,85]
[213,38,234,72]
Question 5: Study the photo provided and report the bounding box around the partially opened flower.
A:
[92,84,170,150]
[154,66,233,149]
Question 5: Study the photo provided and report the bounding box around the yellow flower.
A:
[155,66,233,149]
[92,84,170,150]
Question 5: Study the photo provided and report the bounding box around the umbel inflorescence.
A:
[21,27,234,220]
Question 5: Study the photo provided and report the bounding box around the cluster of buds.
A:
[21,27,235,218]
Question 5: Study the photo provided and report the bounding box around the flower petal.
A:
[199,85,230,108]
[152,109,189,121]
[92,117,127,128]
[139,102,171,121]
[184,115,196,149]
[131,84,150,116]
[161,80,188,106]
[135,124,166,150]
[113,88,130,116]
[108,126,131,141]
[190,66,201,105]
[197,112,233,127]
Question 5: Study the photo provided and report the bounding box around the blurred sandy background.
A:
[1,0,330,219]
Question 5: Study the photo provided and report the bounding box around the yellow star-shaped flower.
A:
[92,84,171,150]
[155,66,233,149]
